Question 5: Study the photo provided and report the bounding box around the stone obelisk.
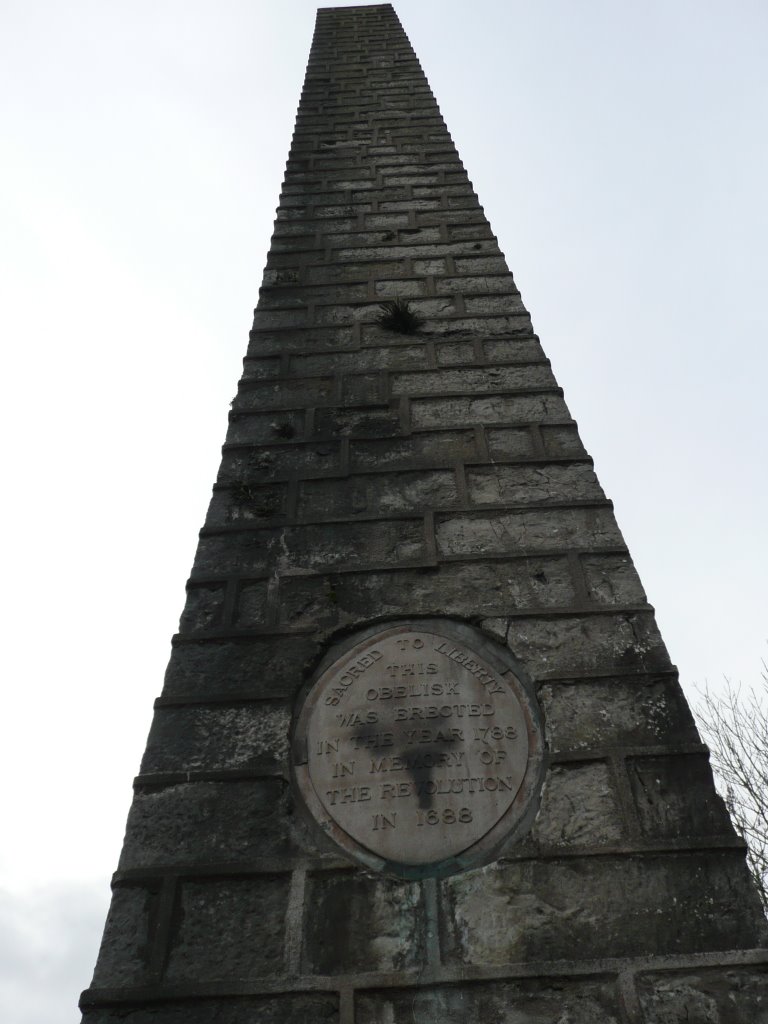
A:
[82,5,768,1022]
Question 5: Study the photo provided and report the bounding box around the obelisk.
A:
[82,6,768,1022]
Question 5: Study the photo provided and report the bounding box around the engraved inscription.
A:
[296,625,540,869]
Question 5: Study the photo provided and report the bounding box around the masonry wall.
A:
[81,5,768,1023]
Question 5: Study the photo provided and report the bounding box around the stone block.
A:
[468,463,604,506]
[91,885,157,987]
[120,780,292,868]
[436,341,475,365]
[225,411,305,446]
[278,557,577,629]
[234,581,271,628]
[530,762,623,848]
[636,966,768,1024]
[313,404,401,439]
[539,676,698,752]
[205,484,288,527]
[485,427,536,458]
[179,586,226,636]
[373,278,425,298]
[165,876,290,981]
[237,356,280,380]
[435,507,624,557]
[391,365,555,396]
[411,258,448,275]
[216,443,341,484]
[441,852,768,965]
[162,636,318,699]
[454,255,508,273]
[82,996,339,1024]
[232,378,335,412]
[343,373,383,404]
[350,431,478,470]
[355,977,622,1024]
[248,324,355,354]
[437,275,517,295]
[141,704,290,774]
[422,314,532,337]
[481,612,672,678]
[298,470,458,518]
[627,754,734,840]
[292,344,426,375]
[484,338,544,362]
[303,871,424,974]
[582,554,647,605]
[411,393,572,429]
[197,519,426,575]
[541,423,588,457]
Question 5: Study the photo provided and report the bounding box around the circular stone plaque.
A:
[292,620,545,877]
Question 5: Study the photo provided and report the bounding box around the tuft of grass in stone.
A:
[375,298,422,335]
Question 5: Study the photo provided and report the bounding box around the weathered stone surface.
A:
[627,754,734,840]
[165,877,289,981]
[298,470,459,518]
[91,886,156,987]
[436,507,623,556]
[356,977,621,1024]
[482,612,672,677]
[541,423,588,457]
[313,404,401,439]
[217,443,342,483]
[278,559,578,629]
[539,676,698,751]
[636,967,768,1024]
[350,431,478,470]
[141,704,290,774]
[485,426,537,458]
[530,762,623,848]
[195,519,426,575]
[205,483,288,526]
[391,365,555,396]
[178,585,226,635]
[225,411,305,446]
[303,871,424,974]
[84,996,339,1024]
[468,463,604,506]
[120,780,293,868]
[441,853,768,965]
[411,393,572,429]
[162,637,318,699]
[582,554,647,605]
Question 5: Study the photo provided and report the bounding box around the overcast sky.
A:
[1,1,767,1020]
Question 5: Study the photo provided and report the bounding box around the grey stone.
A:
[356,978,621,1024]
[637,967,768,1024]
[165,877,289,981]
[120,780,293,868]
[82,996,338,1024]
[162,636,318,699]
[627,754,734,840]
[539,676,698,751]
[91,886,156,987]
[531,762,623,848]
[303,871,424,974]
[436,507,624,556]
[441,853,768,965]
[141,704,290,774]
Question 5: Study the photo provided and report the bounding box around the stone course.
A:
[82,4,768,1023]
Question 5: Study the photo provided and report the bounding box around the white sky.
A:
[1,1,767,1020]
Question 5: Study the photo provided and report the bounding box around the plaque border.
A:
[291,618,547,879]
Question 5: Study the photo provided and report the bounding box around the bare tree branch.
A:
[694,661,768,915]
